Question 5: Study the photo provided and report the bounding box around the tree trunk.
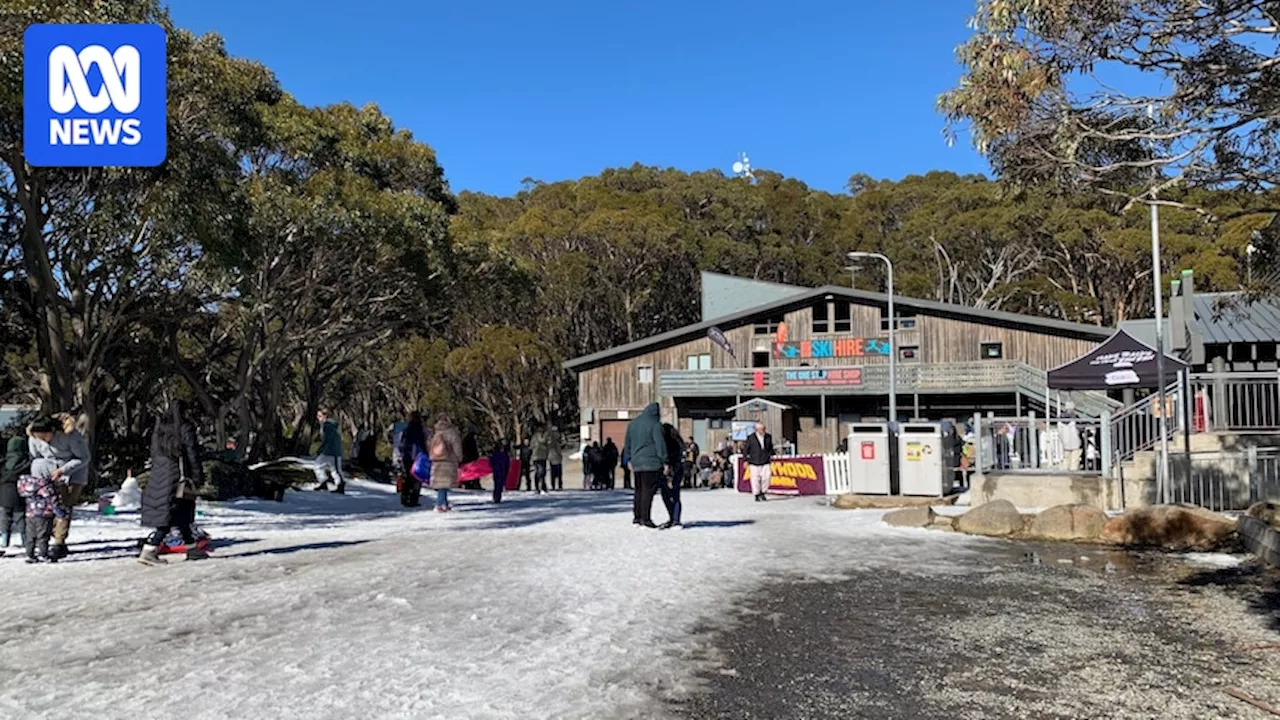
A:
[12,162,73,412]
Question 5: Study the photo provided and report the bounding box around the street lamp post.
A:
[848,252,896,423]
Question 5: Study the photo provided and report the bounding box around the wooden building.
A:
[565,273,1113,454]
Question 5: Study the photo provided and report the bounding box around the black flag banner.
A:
[707,326,735,358]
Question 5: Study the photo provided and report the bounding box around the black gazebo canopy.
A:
[1047,329,1187,391]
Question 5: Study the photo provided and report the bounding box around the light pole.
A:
[1151,201,1172,502]
[848,252,896,423]
[1146,105,1171,502]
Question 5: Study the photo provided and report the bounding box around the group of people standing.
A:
[583,438,620,490]
[0,414,93,563]
[394,411,466,511]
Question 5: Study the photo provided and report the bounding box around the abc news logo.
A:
[48,44,143,147]
[24,24,167,167]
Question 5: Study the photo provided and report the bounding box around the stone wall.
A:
[971,472,1157,512]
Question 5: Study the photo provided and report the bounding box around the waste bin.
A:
[898,423,948,496]
[847,423,891,495]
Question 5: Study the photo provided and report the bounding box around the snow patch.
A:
[1182,552,1244,568]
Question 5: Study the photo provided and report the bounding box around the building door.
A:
[599,420,630,449]
[692,419,709,456]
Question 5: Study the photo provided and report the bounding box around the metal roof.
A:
[1194,293,1280,345]
[564,283,1114,372]
[700,272,807,322]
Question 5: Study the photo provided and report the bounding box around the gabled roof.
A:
[564,283,1114,372]
[1194,292,1280,344]
[725,397,792,412]
[700,272,808,321]
[1120,292,1280,347]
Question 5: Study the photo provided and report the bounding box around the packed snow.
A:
[0,483,1000,720]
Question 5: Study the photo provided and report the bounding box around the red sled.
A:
[158,537,212,555]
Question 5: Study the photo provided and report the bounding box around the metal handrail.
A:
[1109,381,1180,465]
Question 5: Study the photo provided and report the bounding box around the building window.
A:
[880,309,917,332]
[686,354,711,370]
[812,303,829,334]
[752,351,770,368]
[1258,343,1277,365]
[980,342,1004,360]
[638,364,654,384]
[834,302,852,333]
[754,315,783,335]
[900,345,919,362]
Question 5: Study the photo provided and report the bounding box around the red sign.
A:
[783,368,863,387]
[860,441,875,460]
[736,456,827,496]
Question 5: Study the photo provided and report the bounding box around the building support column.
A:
[820,394,828,453]
[913,392,920,420]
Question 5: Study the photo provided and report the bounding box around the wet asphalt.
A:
[671,541,1280,720]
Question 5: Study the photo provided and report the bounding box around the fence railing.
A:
[1109,381,1181,468]
[823,453,854,494]
[1167,448,1280,512]
[974,415,1105,474]
[1191,372,1280,432]
[658,361,1031,397]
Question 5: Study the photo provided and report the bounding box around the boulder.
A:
[833,494,957,510]
[1099,504,1237,551]
[956,500,1022,537]
[1027,504,1108,542]
[929,514,956,532]
[1247,501,1280,532]
[883,507,934,528]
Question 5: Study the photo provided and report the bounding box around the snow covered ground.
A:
[0,483,1006,719]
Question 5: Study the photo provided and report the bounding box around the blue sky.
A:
[169,0,990,196]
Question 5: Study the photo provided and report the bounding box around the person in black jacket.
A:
[138,402,206,566]
[602,438,619,489]
[518,441,533,491]
[0,434,30,555]
[660,423,685,528]
[744,421,775,502]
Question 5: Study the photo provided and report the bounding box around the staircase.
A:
[1013,364,1122,419]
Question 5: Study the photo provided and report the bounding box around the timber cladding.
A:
[575,298,1100,412]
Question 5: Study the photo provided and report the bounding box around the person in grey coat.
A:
[27,415,91,560]
[138,402,207,565]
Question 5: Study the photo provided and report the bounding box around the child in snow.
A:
[17,461,66,563]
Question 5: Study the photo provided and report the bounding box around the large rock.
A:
[1099,505,1237,551]
[1247,501,1280,532]
[883,507,934,528]
[929,514,956,532]
[956,500,1022,537]
[833,494,957,510]
[1027,504,1108,542]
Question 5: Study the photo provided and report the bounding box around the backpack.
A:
[412,453,433,481]
[429,432,449,461]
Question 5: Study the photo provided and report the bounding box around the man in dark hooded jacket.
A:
[622,403,666,528]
